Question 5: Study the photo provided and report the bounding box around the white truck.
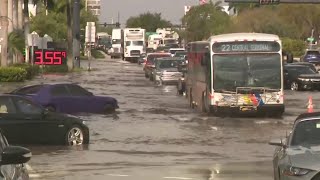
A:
[156,28,179,46]
[148,34,162,50]
[110,28,123,59]
[123,28,146,62]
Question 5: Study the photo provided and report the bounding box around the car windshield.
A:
[288,66,316,75]
[158,60,181,69]
[174,51,187,57]
[214,54,281,91]
[291,119,320,147]
[126,41,143,46]
[170,50,184,55]
[112,39,121,44]
[12,85,43,94]
[306,51,320,56]
[164,39,176,44]
[147,54,171,63]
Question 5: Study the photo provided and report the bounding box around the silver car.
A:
[153,57,184,85]
[269,112,320,180]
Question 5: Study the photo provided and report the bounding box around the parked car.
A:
[152,57,184,85]
[284,64,320,91]
[10,83,119,114]
[143,53,171,80]
[0,94,89,145]
[0,128,31,180]
[300,49,320,65]
[269,112,320,180]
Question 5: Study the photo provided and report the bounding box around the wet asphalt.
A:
[2,56,320,180]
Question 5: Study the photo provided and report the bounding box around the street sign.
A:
[85,22,96,43]
[307,37,314,42]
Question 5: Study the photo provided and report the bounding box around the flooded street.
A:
[2,56,320,180]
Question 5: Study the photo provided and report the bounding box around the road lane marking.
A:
[163,177,193,180]
[107,174,130,177]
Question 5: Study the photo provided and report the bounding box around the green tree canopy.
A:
[229,4,320,40]
[182,1,231,41]
[30,0,98,42]
[126,12,172,32]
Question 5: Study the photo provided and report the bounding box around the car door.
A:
[0,96,22,144]
[12,96,60,144]
[49,84,74,113]
[65,84,93,113]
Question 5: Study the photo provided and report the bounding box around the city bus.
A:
[186,33,284,116]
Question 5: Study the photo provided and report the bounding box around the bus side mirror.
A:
[287,53,293,63]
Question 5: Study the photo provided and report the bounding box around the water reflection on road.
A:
[2,57,320,180]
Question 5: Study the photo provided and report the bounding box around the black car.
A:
[0,94,89,145]
[0,129,31,180]
[284,64,320,91]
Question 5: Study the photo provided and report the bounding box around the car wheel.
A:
[46,105,56,112]
[104,104,116,113]
[65,125,85,146]
[290,81,299,91]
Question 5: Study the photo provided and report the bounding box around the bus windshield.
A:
[213,54,281,91]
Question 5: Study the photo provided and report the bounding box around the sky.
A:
[99,0,228,26]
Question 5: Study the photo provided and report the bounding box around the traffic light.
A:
[116,22,120,28]
[104,22,107,27]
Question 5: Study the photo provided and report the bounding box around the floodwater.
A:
[2,57,320,180]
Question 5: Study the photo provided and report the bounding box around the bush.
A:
[11,63,40,79]
[43,65,69,73]
[91,49,105,59]
[281,38,306,57]
[0,67,27,82]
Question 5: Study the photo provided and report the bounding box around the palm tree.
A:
[0,0,9,67]
[8,0,13,33]
[18,0,23,29]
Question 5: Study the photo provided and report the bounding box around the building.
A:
[86,0,101,16]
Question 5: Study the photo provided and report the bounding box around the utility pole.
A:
[0,0,9,67]
[73,0,81,68]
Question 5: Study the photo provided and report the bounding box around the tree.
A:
[228,4,320,40]
[126,12,172,32]
[182,2,231,41]
[0,0,9,67]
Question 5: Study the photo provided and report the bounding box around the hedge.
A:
[11,63,40,79]
[42,65,69,73]
[91,49,105,59]
[0,67,27,82]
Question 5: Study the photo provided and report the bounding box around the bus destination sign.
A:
[212,41,280,53]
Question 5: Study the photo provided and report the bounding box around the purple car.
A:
[10,83,119,114]
[300,50,320,65]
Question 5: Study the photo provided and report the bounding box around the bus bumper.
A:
[210,104,285,116]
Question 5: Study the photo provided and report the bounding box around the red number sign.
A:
[34,50,67,65]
